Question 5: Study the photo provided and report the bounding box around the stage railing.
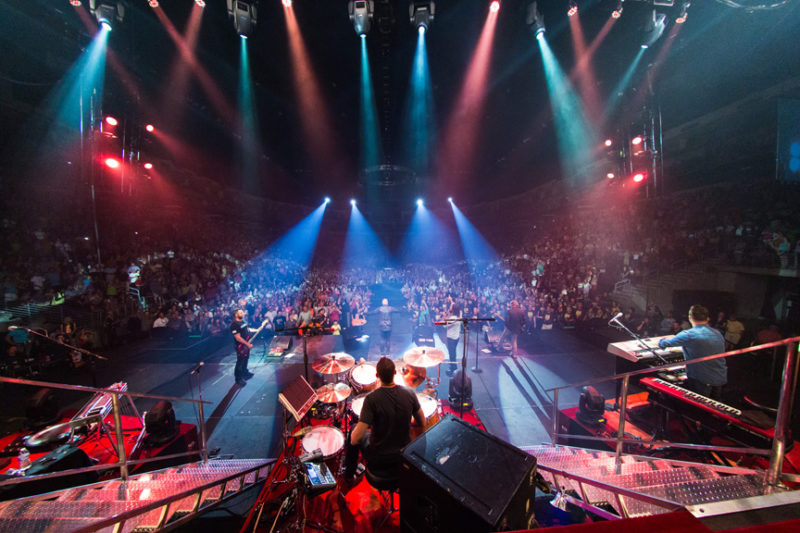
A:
[548,336,800,487]
[0,375,212,488]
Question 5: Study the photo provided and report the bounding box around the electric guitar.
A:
[235,319,270,357]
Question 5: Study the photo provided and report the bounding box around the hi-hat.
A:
[312,352,355,374]
[316,382,352,403]
[403,347,445,368]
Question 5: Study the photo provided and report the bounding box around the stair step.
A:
[645,473,766,505]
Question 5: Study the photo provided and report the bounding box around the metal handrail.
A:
[547,336,800,486]
[0,375,212,484]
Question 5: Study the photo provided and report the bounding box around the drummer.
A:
[343,357,425,484]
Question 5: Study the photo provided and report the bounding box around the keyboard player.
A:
[657,304,727,400]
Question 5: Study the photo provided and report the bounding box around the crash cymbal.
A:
[394,361,426,389]
[312,352,355,374]
[403,347,446,368]
[316,382,352,403]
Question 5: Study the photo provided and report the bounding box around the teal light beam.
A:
[536,34,595,182]
[360,36,381,170]
[403,30,434,174]
[238,36,261,195]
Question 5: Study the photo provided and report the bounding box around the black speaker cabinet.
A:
[400,415,537,532]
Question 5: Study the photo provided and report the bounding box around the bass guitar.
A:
[236,319,270,357]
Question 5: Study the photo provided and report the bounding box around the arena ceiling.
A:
[1,0,798,206]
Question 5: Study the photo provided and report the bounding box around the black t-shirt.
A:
[230,320,248,350]
[360,385,421,463]
[273,315,286,332]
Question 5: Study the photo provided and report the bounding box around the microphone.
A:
[189,362,204,375]
[298,448,324,463]
[608,312,624,325]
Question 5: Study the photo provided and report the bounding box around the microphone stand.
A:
[440,317,495,419]
[17,326,107,387]
[608,316,668,411]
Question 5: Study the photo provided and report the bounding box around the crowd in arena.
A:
[1,177,798,376]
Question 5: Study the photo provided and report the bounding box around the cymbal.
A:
[312,352,355,374]
[316,382,352,403]
[403,347,445,368]
[394,361,426,389]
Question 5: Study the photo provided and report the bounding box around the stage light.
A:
[675,1,690,24]
[606,172,615,179]
[227,0,257,38]
[145,124,154,132]
[105,116,118,126]
[105,157,121,169]
[611,1,623,19]
[490,1,500,13]
[567,0,578,17]
[604,138,613,147]
[282,0,292,7]
[631,136,642,146]
[641,9,666,49]
[69,0,83,6]
[148,0,158,8]
[143,162,153,170]
[350,199,357,207]
[324,196,331,204]
[447,197,453,203]
[632,171,646,183]
[90,0,124,31]
[526,1,545,37]
[409,1,435,33]
[349,0,374,36]
[416,198,424,207]
[195,0,206,7]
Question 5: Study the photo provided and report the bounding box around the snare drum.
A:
[301,426,345,474]
[350,362,378,394]
[411,392,440,439]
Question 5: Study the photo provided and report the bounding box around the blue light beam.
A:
[343,203,392,271]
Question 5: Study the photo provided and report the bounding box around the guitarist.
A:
[230,308,262,387]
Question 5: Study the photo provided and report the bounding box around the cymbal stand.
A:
[471,325,483,373]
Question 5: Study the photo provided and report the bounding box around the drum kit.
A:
[298,347,447,475]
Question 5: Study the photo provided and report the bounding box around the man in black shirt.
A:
[230,309,255,386]
[344,357,425,481]
[500,300,526,358]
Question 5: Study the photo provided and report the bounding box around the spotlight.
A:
[447,197,453,203]
[143,162,153,170]
[604,138,613,147]
[416,198,424,207]
[69,0,83,6]
[409,1,435,33]
[282,0,291,7]
[632,171,646,183]
[350,199,356,207]
[490,1,500,13]
[567,0,578,17]
[349,0,374,36]
[526,1,545,37]
[631,136,642,146]
[195,0,206,7]
[324,196,331,204]
[105,157,121,169]
[611,1,623,19]
[105,116,118,126]
[145,124,154,133]
[90,0,124,31]
[227,0,257,38]
[606,172,615,179]
[148,0,158,8]
[675,1,690,24]
[641,9,666,49]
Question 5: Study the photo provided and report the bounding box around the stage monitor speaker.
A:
[0,445,97,501]
[269,335,293,355]
[400,415,537,532]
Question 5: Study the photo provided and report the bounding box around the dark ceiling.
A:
[1,0,799,206]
